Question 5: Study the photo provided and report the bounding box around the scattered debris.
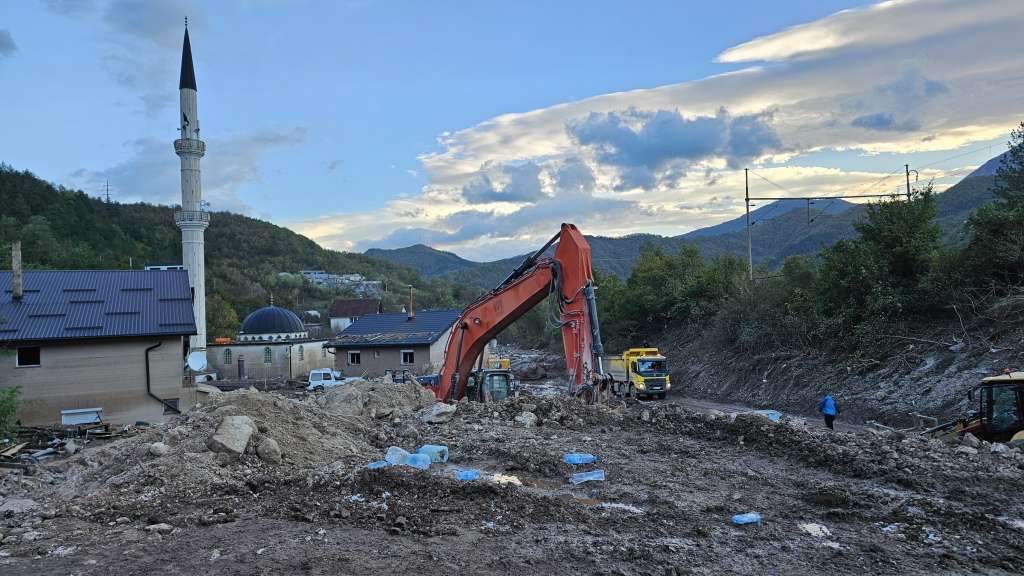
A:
[799,522,832,538]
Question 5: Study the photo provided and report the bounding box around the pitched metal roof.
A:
[0,270,197,343]
[326,309,460,348]
[328,298,382,318]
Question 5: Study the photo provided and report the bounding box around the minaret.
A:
[174,23,209,357]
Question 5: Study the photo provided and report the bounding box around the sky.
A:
[1,0,1022,261]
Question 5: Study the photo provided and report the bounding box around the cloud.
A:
[92,0,204,116]
[103,0,199,48]
[715,0,1018,63]
[0,30,16,58]
[69,128,306,213]
[851,112,921,132]
[567,107,782,188]
[41,0,96,17]
[296,0,1024,259]
[462,162,546,204]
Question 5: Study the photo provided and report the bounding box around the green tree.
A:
[964,124,1024,284]
[993,122,1024,205]
[0,387,20,441]
[207,293,240,339]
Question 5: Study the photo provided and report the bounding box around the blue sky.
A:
[1,0,1021,260]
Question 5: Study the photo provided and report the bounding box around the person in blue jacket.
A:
[818,394,838,430]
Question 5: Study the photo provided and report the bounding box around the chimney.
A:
[11,241,23,302]
[407,285,415,321]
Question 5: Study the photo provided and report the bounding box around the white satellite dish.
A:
[186,351,208,372]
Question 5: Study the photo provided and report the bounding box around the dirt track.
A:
[1,384,1022,575]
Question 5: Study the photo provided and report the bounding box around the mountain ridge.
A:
[364,156,1005,288]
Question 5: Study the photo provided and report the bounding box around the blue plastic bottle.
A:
[367,460,390,470]
[569,470,605,484]
[403,453,431,470]
[454,469,481,481]
[731,512,761,526]
[417,444,449,463]
[563,453,598,465]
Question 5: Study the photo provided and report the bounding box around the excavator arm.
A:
[435,223,605,401]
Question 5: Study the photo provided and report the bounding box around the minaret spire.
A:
[174,23,208,361]
[179,23,197,91]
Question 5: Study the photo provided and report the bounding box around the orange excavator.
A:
[434,223,605,402]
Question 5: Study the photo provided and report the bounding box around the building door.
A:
[238,356,246,380]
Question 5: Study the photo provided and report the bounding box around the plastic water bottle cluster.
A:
[563,452,605,485]
[367,444,450,471]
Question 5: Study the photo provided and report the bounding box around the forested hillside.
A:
[591,124,1024,420]
[0,165,475,338]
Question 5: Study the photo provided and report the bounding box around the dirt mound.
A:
[309,379,436,418]
[41,387,395,522]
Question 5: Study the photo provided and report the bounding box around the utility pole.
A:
[745,168,752,281]
[905,164,912,201]
[105,180,111,203]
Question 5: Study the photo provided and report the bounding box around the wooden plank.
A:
[0,442,27,458]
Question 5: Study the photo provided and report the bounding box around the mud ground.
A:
[1,387,1022,576]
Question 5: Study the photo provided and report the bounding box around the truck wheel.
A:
[628,384,637,400]
[314,385,324,393]
[656,392,666,400]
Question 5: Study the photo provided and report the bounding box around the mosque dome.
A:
[238,305,307,341]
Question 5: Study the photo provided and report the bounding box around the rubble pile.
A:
[1,382,1023,575]
[17,380,445,523]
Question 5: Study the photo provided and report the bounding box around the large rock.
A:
[149,442,170,457]
[514,411,538,428]
[421,402,457,424]
[990,442,1011,455]
[955,445,978,456]
[207,416,256,455]
[961,433,981,449]
[256,438,282,464]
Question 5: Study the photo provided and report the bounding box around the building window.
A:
[401,350,414,365]
[348,351,361,366]
[163,398,180,415]
[298,345,304,361]
[16,347,41,367]
[263,347,272,364]
[224,348,232,364]
[374,350,381,359]
[321,347,327,359]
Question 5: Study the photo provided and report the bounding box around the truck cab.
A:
[604,348,672,400]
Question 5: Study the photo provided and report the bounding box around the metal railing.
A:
[174,210,210,225]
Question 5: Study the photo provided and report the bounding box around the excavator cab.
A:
[969,374,1024,443]
[465,369,516,402]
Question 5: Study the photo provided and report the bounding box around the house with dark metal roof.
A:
[0,268,197,426]
[324,309,462,377]
[327,297,383,334]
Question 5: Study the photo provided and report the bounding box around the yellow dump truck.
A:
[602,348,671,400]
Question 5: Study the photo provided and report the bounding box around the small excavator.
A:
[433,223,606,403]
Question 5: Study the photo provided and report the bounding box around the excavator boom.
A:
[435,223,604,401]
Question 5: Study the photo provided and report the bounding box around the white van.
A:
[306,369,356,392]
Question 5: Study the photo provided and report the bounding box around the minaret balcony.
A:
[174,210,211,226]
[174,138,206,157]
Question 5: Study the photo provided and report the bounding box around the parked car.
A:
[306,369,356,392]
